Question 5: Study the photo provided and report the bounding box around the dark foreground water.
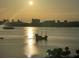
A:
[0,27,79,58]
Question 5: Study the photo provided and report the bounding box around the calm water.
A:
[0,27,79,58]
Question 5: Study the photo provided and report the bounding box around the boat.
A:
[2,21,15,29]
[3,26,15,29]
[0,37,4,40]
[35,34,48,41]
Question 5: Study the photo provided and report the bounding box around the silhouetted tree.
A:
[74,50,79,58]
[52,48,63,58]
[46,48,63,58]
[46,49,52,57]
[62,47,71,57]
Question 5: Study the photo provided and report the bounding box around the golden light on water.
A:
[27,27,33,39]
[24,27,38,58]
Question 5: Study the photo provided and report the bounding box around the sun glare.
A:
[29,1,34,6]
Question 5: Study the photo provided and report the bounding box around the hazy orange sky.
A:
[0,0,79,21]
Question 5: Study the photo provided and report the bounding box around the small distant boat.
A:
[2,21,15,29]
[0,37,4,40]
[3,26,15,29]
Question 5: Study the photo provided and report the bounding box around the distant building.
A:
[31,19,40,26]
[17,19,22,23]
[11,19,15,23]
[64,20,68,23]
[41,20,55,27]
[52,20,56,23]
[57,20,61,23]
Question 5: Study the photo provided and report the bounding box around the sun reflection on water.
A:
[24,27,38,58]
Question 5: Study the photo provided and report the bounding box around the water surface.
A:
[0,27,79,58]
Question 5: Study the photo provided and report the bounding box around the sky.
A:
[0,0,79,21]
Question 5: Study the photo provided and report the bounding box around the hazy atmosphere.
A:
[0,0,79,21]
[0,0,79,58]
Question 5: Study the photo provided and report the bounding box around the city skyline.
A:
[0,0,79,22]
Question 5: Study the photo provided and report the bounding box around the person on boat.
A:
[35,34,43,41]
[35,34,39,42]
[44,35,48,41]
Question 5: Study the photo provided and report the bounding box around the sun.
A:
[29,1,34,6]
